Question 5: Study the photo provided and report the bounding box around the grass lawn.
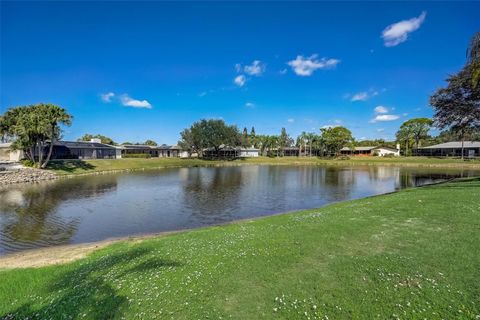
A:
[47,156,480,175]
[1,178,479,319]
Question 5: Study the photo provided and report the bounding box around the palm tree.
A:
[306,132,316,157]
[297,131,308,156]
[41,104,72,168]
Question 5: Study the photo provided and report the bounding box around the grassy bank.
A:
[47,156,480,175]
[1,178,479,319]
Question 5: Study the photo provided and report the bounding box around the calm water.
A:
[1,165,478,255]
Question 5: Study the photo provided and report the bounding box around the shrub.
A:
[335,155,350,160]
[383,153,395,158]
[21,159,36,167]
[123,153,152,159]
[0,167,6,172]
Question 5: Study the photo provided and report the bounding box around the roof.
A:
[341,146,377,151]
[121,144,180,150]
[121,144,155,149]
[55,141,116,149]
[420,141,480,149]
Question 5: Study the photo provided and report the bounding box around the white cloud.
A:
[350,89,379,102]
[377,128,385,132]
[279,68,288,75]
[287,118,295,123]
[234,75,246,87]
[382,11,427,47]
[374,105,389,114]
[244,60,265,76]
[371,114,399,122]
[351,92,369,102]
[245,102,255,108]
[198,91,207,97]
[120,94,152,109]
[100,92,115,103]
[334,119,342,124]
[235,63,242,73]
[287,54,340,76]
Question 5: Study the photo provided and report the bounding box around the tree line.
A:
[178,119,356,157]
[1,32,479,166]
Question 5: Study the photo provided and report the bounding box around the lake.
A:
[1,165,478,255]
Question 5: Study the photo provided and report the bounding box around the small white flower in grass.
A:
[273,308,278,312]
[313,305,317,310]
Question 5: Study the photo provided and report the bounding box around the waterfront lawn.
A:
[47,156,480,175]
[1,178,479,319]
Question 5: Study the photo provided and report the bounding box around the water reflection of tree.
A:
[0,176,117,254]
[182,167,243,222]
[323,167,356,201]
[395,169,468,189]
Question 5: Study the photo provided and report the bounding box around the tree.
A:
[144,139,157,146]
[320,126,354,156]
[396,118,433,151]
[78,134,115,145]
[296,132,308,156]
[278,128,293,156]
[249,127,258,148]
[178,119,240,158]
[1,103,72,168]
[467,32,480,87]
[430,64,480,159]
[395,125,414,156]
[241,127,249,148]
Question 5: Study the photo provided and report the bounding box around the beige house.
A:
[0,143,24,162]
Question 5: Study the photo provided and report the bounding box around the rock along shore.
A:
[0,168,58,185]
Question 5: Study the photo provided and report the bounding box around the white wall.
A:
[239,150,259,157]
[374,148,400,157]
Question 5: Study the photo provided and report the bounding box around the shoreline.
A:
[0,176,469,269]
[3,156,479,185]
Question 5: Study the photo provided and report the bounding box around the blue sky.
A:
[1,2,479,144]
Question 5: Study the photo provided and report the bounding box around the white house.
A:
[372,146,400,157]
[239,147,260,157]
[0,143,24,162]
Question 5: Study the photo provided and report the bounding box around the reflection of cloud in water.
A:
[1,166,478,255]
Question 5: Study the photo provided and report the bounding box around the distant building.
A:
[51,140,118,159]
[0,143,24,162]
[203,145,259,159]
[119,144,181,158]
[340,145,400,157]
[415,141,480,157]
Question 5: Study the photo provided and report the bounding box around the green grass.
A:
[1,178,479,319]
[47,156,480,175]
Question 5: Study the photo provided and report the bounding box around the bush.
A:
[335,155,350,160]
[383,154,395,158]
[21,159,36,167]
[0,167,6,172]
[123,153,152,159]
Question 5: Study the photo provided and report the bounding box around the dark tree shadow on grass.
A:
[2,246,183,319]
[46,160,96,173]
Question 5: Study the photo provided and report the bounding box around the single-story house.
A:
[415,141,480,157]
[340,145,400,157]
[239,147,260,157]
[120,144,182,158]
[0,143,24,162]
[203,145,259,158]
[50,140,118,159]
